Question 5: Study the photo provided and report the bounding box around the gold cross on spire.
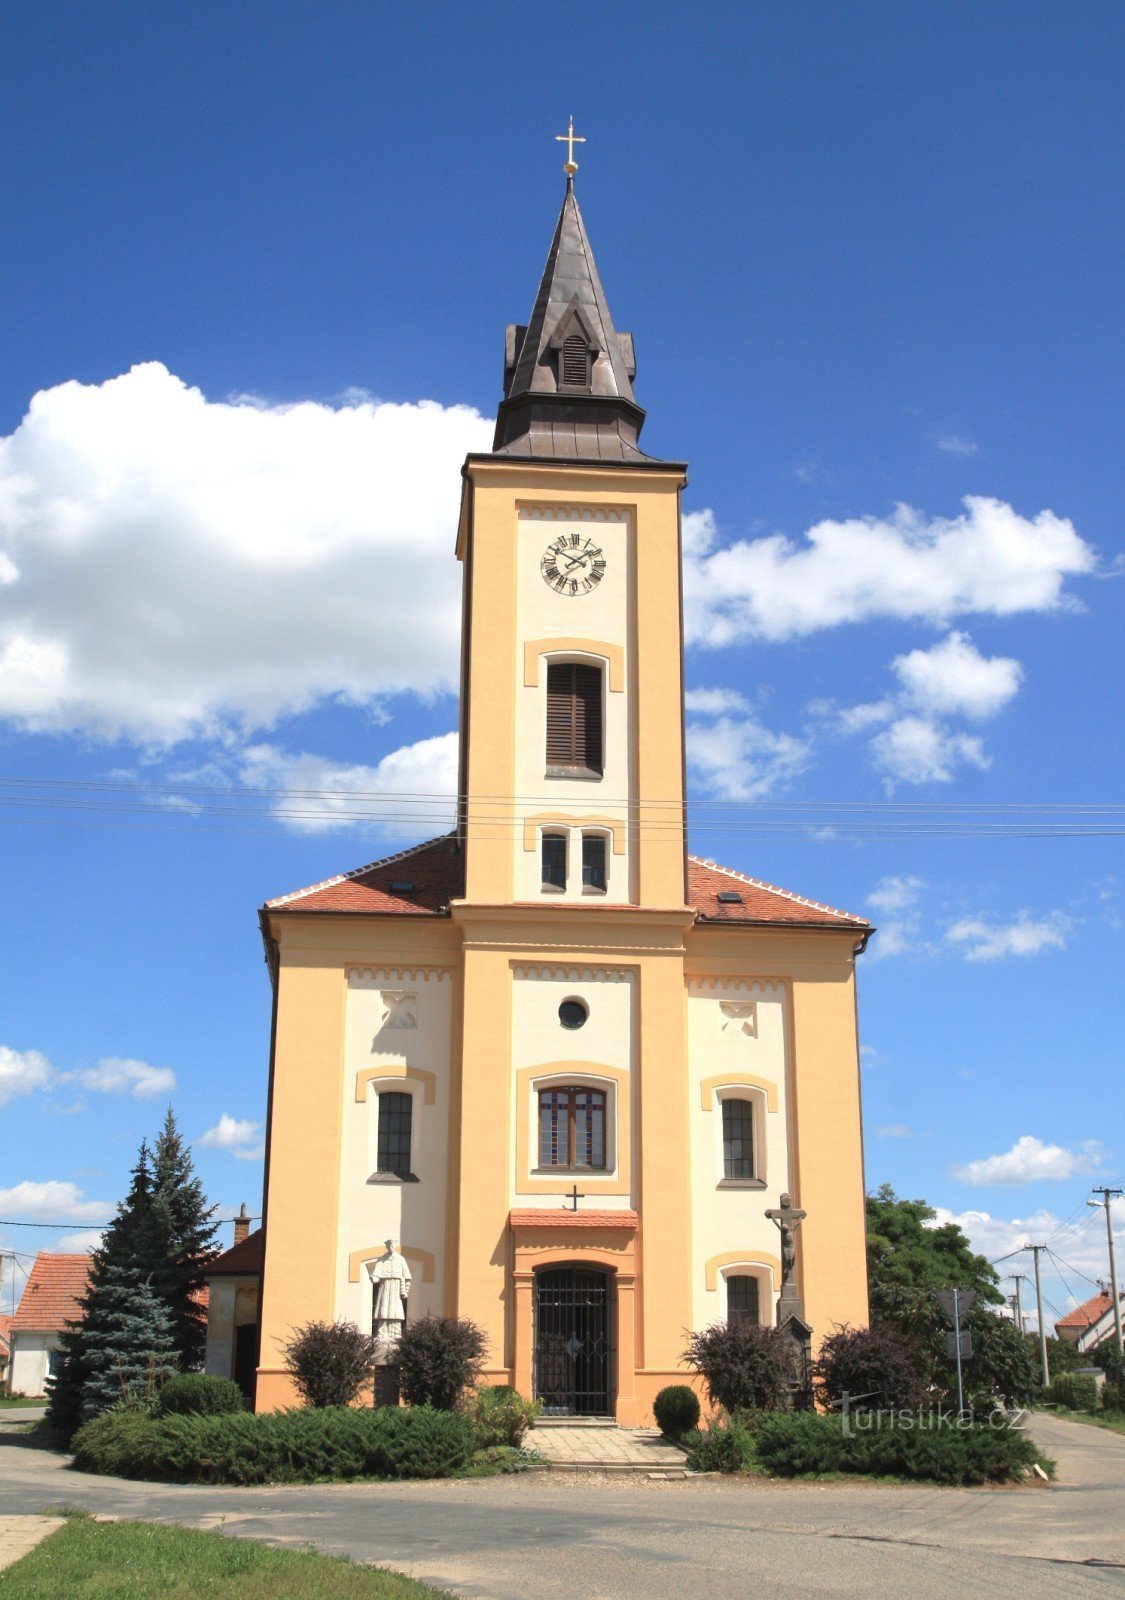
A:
[556,115,586,177]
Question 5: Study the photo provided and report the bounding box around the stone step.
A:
[534,1415,619,1428]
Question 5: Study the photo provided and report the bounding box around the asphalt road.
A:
[1,1412,1122,1599]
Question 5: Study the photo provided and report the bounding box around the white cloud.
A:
[891,632,1022,720]
[686,690,810,800]
[198,1113,265,1161]
[866,875,929,958]
[946,910,1072,961]
[936,434,980,458]
[867,875,926,916]
[683,496,1094,647]
[952,1135,1102,1187]
[0,1180,112,1223]
[876,1124,912,1139]
[870,715,990,785]
[238,732,458,836]
[0,364,491,745]
[76,1057,177,1099]
[54,1229,106,1253]
[0,1045,54,1107]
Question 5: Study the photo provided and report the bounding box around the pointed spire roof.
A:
[493,179,656,463]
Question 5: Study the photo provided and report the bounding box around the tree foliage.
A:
[683,1322,793,1414]
[152,1108,219,1370]
[396,1315,488,1411]
[283,1320,379,1409]
[814,1324,929,1411]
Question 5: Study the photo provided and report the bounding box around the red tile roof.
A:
[12,1254,91,1333]
[509,1209,639,1230]
[205,1230,264,1278]
[1055,1288,1120,1331]
[265,834,869,931]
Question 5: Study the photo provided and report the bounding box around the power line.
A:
[0,1218,109,1230]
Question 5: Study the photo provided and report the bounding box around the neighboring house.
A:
[8,1254,91,1397]
[203,1208,261,1402]
[0,1314,13,1391]
[1056,1288,1125,1354]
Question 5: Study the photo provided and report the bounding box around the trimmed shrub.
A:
[468,1385,540,1448]
[684,1323,792,1414]
[1050,1373,1099,1413]
[282,1320,378,1409]
[154,1372,245,1418]
[71,1403,475,1484]
[684,1416,756,1474]
[815,1324,929,1413]
[653,1385,701,1437]
[397,1315,488,1411]
[748,1410,1048,1484]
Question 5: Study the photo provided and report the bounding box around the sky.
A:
[1,2,1122,1331]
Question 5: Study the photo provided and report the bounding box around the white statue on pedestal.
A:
[367,1239,411,1359]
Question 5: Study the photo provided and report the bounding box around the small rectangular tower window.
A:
[727,1275,760,1327]
[541,832,567,891]
[582,833,607,892]
[546,662,603,774]
[376,1091,413,1178]
[722,1098,755,1180]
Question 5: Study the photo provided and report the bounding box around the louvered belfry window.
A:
[561,332,589,389]
[546,662,603,773]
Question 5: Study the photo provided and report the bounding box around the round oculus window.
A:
[558,998,588,1030]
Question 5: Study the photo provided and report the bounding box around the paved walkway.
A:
[528,1424,688,1471]
[0,1515,64,1572]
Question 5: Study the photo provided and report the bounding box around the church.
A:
[247,146,872,1423]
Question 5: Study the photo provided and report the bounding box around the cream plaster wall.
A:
[509,963,636,1210]
[9,1332,58,1398]
[204,1280,258,1378]
[687,978,791,1333]
[514,507,634,904]
[335,966,453,1328]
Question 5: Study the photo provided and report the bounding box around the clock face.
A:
[540,531,607,596]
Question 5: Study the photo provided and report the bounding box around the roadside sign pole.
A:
[952,1286,965,1417]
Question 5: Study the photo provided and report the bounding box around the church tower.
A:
[244,148,871,1422]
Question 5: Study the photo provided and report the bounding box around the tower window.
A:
[546,662,603,774]
[560,332,590,390]
[541,832,567,891]
[376,1091,413,1178]
[722,1098,755,1180]
[727,1274,760,1327]
[582,833,607,892]
[538,1087,607,1170]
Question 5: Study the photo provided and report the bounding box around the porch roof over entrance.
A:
[509,1209,638,1230]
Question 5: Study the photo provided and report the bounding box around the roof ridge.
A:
[688,854,869,926]
[265,834,451,910]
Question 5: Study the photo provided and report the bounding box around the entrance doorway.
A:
[533,1266,612,1416]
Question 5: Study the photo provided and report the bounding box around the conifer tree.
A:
[80,1266,178,1418]
[153,1106,219,1369]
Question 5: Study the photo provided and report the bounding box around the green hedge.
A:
[154,1373,245,1418]
[72,1404,475,1484]
[685,1410,1049,1485]
[1049,1374,1100,1413]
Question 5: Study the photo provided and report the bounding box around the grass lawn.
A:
[0,1517,449,1599]
[1053,1407,1125,1438]
[0,1397,41,1409]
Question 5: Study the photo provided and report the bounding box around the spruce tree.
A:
[153,1107,219,1369]
[80,1267,177,1419]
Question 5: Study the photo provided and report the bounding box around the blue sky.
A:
[1,3,1122,1328]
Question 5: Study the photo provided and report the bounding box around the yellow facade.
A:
[254,181,870,1422]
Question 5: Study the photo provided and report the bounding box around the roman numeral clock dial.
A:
[540,532,607,596]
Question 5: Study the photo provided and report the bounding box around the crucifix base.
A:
[374,1363,401,1409]
[776,1309,813,1412]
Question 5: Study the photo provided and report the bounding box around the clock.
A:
[540,531,607,596]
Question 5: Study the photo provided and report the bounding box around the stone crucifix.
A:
[765,1192,807,1294]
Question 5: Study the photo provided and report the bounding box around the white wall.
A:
[9,1331,58,1398]
[335,965,454,1327]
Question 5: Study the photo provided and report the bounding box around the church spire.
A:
[493,170,654,462]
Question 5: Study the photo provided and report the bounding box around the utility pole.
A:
[1088,1188,1124,1356]
[1010,1273,1027,1336]
[1028,1245,1050,1387]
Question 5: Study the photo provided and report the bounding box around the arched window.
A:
[546,661,603,774]
[560,332,590,389]
[538,1086,606,1171]
[376,1091,413,1178]
[727,1274,760,1327]
[722,1097,755,1180]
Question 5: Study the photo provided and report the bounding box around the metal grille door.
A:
[534,1268,612,1416]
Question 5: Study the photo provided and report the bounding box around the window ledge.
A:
[367,1171,420,1185]
[540,884,566,895]
[545,767,603,782]
[716,1178,766,1190]
[581,886,608,896]
[531,1167,611,1177]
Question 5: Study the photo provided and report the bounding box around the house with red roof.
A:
[1055,1288,1125,1354]
[8,1253,91,1397]
[248,173,873,1423]
[0,1313,13,1391]
[203,1207,262,1401]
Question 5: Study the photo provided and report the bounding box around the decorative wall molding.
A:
[687,977,784,995]
[348,966,452,985]
[699,1072,779,1115]
[513,964,633,983]
[523,636,625,692]
[354,1065,437,1106]
[521,815,626,855]
[348,1244,435,1284]
[719,1000,757,1037]
[704,1250,781,1293]
[518,506,629,523]
[379,990,417,1029]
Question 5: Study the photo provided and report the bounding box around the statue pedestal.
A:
[374,1364,401,1408]
[776,1304,813,1411]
